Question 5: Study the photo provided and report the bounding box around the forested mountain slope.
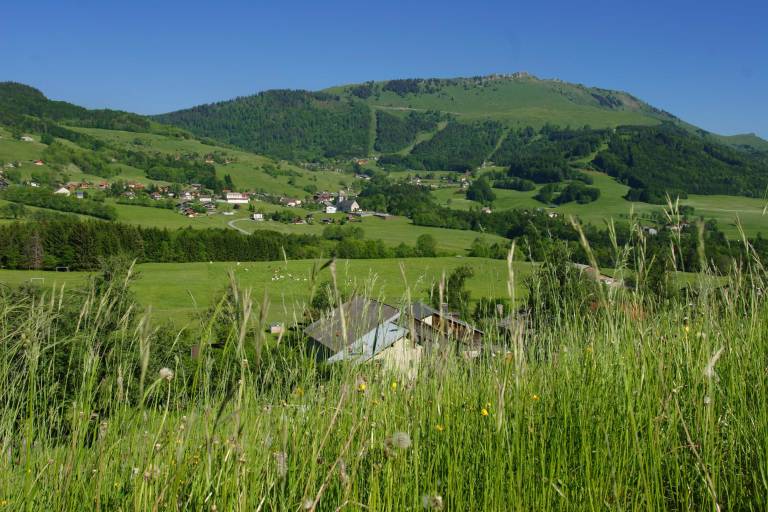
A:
[155,90,371,160]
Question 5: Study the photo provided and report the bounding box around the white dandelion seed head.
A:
[159,367,174,381]
[422,494,444,510]
[389,431,412,450]
[273,451,288,478]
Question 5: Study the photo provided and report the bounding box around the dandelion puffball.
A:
[159,367,174,381]
[389,431,412,450]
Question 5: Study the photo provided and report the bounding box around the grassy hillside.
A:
[331,74,672,127]
[714,132,768,151]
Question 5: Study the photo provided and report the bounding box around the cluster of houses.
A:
[309,191,362,215]
[302,297,507,376]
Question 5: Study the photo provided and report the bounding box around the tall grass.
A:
[1,236,767,510]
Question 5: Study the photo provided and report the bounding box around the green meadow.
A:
[435,170,768,237]
[0,258,530,324]
[330,78,664,128]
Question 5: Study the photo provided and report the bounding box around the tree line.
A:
[0,218,443,270]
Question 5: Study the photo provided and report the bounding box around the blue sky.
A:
[2,0,766,137]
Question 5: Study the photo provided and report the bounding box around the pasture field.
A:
[0,257,530,324]
[435,170,768,237]
[234,215,507,253]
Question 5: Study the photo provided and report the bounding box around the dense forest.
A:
[408,121,504,171]
[0,82,157,132]
[593,124,768,200]
[0,218,441,270]
[374,110,441,152]
[155,90,372,160]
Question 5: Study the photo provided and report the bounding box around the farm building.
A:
[54,187,71,197]
[337,199,361,213]
[304,297,421,374]
[407,301,484,346]
[325,205,337,214]
[251,213,265,221]
[280,197,302,207]
[224,192,249,204]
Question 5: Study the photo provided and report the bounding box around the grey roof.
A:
[337,199,359,212]
[327,320,408,364]
[409,301,437,321]
[304,297,399,353]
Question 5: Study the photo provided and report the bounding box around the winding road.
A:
[227,218,251,234]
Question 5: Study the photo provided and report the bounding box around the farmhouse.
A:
[54,187,71,197]
[337,199,361,213]
[407,301,484,346]
[251,213,265,221]
[572,263,625,288]
[224,192,249,204]
[313,191,334,202]
[324,205,337,214]
[280,197,302,207]
[304,297,421,373]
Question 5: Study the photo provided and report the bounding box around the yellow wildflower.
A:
[684,325,690,334]
[390,381,398,391]
[532,394,540,401]
[357,382,367,393]
[481,408,489,417]
[293,386,304,397]
[435,424,445,432]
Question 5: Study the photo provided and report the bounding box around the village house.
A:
[313,191,334,202]
[54,187,71,197]
[251,212,265,221]
[304,297,421,375]
[224,192,249,204]
[407,302,484,346]
[337,199,361,213]
[324,204,337,214]
[572,263,625,288]
[280,197,302,207]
